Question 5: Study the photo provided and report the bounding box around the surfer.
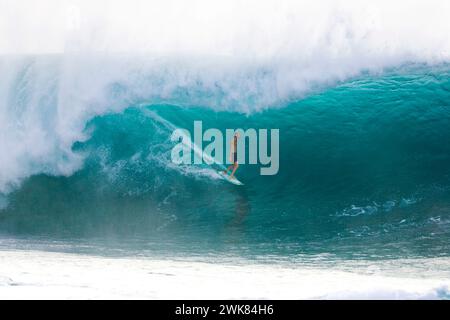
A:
[223,132,240,179]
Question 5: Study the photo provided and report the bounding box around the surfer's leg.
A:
[230,163,239,178]
[223,165,234,175]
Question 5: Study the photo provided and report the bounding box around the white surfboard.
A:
[218,171,244,185]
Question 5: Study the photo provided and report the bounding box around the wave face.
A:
[1,1,450,259]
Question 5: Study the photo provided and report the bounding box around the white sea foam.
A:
[0,0,450,192]
[0,249,448,299]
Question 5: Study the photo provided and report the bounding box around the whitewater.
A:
[0,0,450,299]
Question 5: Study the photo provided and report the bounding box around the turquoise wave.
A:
[1,64,450,259]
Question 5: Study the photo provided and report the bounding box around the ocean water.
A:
[0,0,450,298]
